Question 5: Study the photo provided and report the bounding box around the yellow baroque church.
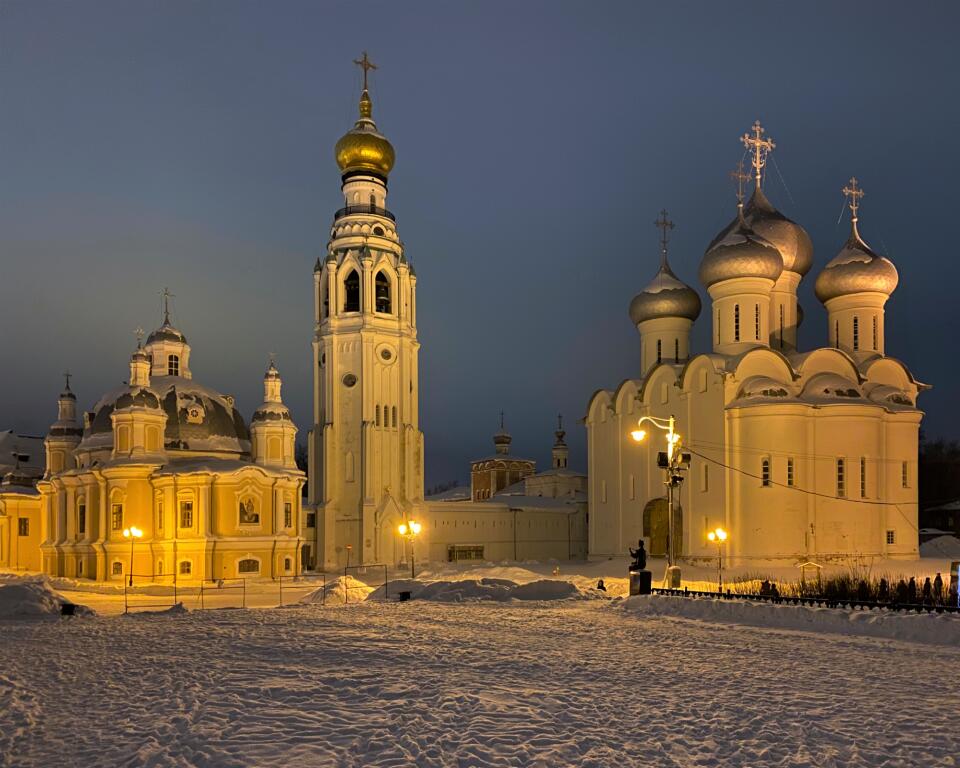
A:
[1,310,305,582]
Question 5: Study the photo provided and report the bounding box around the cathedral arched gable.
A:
[794,348,862,386]
[613,380,640,415]
[585,389,613,424]
[861,357,923,392]
[677,354,724,393]
[637,366,678,406]
[730,348,795,385]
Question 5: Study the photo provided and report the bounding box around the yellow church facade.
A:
[24,313,305,583]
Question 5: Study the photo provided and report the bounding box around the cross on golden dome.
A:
[730,159,751,205]
[63,370,72,390]
[161,287,174,324]
[843,177,864,221]
[741,120,775,187]
[655,209,674,263]
[135,327,144,347]
[353,51,377,91]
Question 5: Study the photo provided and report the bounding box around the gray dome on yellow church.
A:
[629,261,702,325]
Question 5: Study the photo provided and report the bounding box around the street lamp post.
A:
[707,527,728,592]
[122,526,143,587]
[631,413,689,588]
[398,521,422,579]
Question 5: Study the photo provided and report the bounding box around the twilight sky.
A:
[1,1,958,486]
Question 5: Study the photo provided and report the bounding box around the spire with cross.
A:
[842,177,865,239]
[135,327,144,348]
[161,287,174,325]
[63,370,72,392]
[731,159,751,207]
[655,209,674,266]
[354,51,377,91]
[741,120,775,188]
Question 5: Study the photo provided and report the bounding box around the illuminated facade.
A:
[26,315,304,582]
[586,124,925,563]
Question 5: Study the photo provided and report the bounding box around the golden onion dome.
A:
[743,186,814,276]
[700,210,783,288]
[629,260,702,325]
[334,89,395,178]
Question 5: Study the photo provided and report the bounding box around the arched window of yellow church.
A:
[168,354,179,376]
[761,458,771,487]
[343,270,360,312]
[392,406,397,427]
[873,317,878,350]
[674,338,679,363]
[375,271,391,314]
[238,558,259,575]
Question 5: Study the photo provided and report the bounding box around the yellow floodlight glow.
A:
[715,527,727,542]
[398,523,408,536]
[410,521,422,535]
[631,429,646,442]
[707,531,716,543]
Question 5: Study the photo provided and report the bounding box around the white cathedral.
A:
[586,124,925,564]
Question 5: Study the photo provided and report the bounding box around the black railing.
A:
[334,204,396,222]
[652,586,960,613]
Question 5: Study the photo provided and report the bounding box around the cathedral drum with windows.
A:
[307,56,425,570]
[31,312,304,582]
[586,123,926,564]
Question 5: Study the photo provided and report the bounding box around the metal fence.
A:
[277,573,325,608]
[344,564,388,604]
[122,574,180,614]
[652,586,960,614]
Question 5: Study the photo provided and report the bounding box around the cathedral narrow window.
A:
[860,457,867,498]
[157,560,163,576]
[392,406,397,427]
[322,280,329,319]
[18,518,29,536]
[755,304,760,340]
[284,557,292,572]
[111,503,123,531]
[836,458,846,497]
[700,463,709,493]
[168,354,180,376]
[761,458,771,487]
[369,192,376,208]
[835,321,839,349]
[157,500,163,531]
[238,558,260,574]
[373,225,385,236]
[872,317,878,350]
[179,500,193,528]
[787,458,795,487]
[779,305,785,349]
[112,561,123,576]
[78,501,86,535]
[376,404,381,426]
[656,339,662,364]
[901,461,909,488]
[343,270,361,312]
[284,502,292,529]
[734,304,740,342]
[853,316,860,351]
[674,338,679,363]
[886,530,896,545]
[375,271,391,313]
[179,561,192,576]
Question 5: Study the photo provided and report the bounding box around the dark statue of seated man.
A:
[629,539,647,572]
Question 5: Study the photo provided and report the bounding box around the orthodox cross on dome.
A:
[557,413,563,431]
[499,410,505,430]
[268,352,277,369]
[63,370,72,391]
[741,120,775,188]
[161,287,175,325]
[135,327,144,347]
[353,51,377,91]
[730,159,751,206]
[654,209,674,265]
[842,177,864,221]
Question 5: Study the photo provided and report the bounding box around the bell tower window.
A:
[375,271,391,314]
[734,304,740,342]
[344,270,360,312]
[853,316,860,351]
[755,304,760,341]
[656,339,662,364]
[167,355,179,376]
[674,338,679,363]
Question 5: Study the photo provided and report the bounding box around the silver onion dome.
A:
[814,225,898,303]
[743,186,814,276]
[700,213,783,288]
[629,261,702,325]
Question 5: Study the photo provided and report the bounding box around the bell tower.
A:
[309,55,425,570]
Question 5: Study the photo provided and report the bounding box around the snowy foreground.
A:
[2,567,960,767]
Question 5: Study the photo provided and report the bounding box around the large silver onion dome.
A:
[814,227,898,303]
[743,187,813,276]
[700,213,783,288]
[629,261,702,324]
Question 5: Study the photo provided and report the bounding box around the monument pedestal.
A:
[666,565,682,589]
[629,570,652,596]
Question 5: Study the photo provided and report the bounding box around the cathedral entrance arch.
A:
[642,497,683,560]
[374,494,402,567]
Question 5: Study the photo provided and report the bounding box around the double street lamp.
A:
[398,520,422,579]
[122,526,143,587]
[707,527,728,592]
[631,414,689,588]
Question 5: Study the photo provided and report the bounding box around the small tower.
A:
[111,338,167,460]
[629,211,701,374]
[251,358,298,469]
[493,411,512,456]
[814,178,898,358]
[552,414,569,470]
[144,289,192,379]
[43,372,83,476]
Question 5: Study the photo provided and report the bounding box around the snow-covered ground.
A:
[2,564,959,767]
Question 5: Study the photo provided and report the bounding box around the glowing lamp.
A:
[631,429,646,442]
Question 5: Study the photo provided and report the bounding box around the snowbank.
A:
[367,576,583,603]
[0,577,94,619]
[300,575,374,605]
[920,535,960,559]
[625,593,960,646]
